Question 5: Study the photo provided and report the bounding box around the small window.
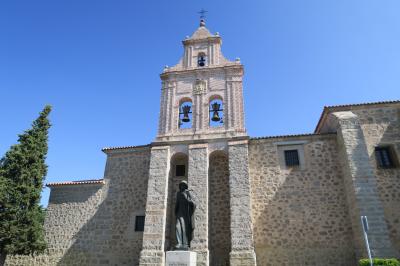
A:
[284,150,300,167]
[135,216,145,232]
[176,165,186,176]
[375,146,396,168]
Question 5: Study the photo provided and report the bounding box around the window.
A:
[135,216,145,232]
[375,146,396,168]
[284,149,300,167]
[176,165,186,176]
[197,53,206,67]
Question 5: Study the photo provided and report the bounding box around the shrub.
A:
[359,258,400,266]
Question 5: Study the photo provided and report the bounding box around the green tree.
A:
[0,106,51,265]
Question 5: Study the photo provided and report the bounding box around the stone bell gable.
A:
[156,19,246,142]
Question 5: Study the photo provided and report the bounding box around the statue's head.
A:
[179,180,188,191]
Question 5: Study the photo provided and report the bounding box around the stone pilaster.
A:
[139,146,170,266]
[333,111,398,258]
[228,140,257,266]
[188,144,209,266]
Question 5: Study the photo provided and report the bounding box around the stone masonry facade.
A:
[5,19,400,266]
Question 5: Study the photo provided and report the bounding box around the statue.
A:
[175,180,196,250]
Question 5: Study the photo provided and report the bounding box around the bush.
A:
[359,258,400,266]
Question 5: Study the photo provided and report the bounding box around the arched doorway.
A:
[165,153,188,251]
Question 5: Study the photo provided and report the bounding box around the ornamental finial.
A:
[198,8,207,27]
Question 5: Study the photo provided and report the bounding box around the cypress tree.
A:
[0,105,51,264]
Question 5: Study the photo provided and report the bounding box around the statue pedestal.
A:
[166,251,196,266]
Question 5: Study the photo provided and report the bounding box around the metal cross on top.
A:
[198,8,208,20]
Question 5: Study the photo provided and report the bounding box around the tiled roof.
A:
[102,144,150,152]
[315,100,400,133]
[322,100,400,109]
[46,179,105,187]
[250,132,336,140]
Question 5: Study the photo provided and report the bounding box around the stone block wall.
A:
[352,105,400,252]
[6,146,150,266]
[5,184,104,266]
[249,134,356,266]
[208,151,231,266]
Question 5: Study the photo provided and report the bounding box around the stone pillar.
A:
[188,144,209,266]
[333,111,398,258]
[139,146,170,266]
[228,140,257,266]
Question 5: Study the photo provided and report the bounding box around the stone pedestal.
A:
[166,251,196,266]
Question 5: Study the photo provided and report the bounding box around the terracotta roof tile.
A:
[250,132,336,140]
[46,179,105,187]
[315,100,400,133]
[102,144,150,152]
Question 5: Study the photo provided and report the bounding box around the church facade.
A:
[6,20,400,266]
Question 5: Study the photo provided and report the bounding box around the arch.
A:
[178,98,193,129]
[197,52,207,67]
[209,95,224,127]
[208,150,231,265]
[165,152,189,251]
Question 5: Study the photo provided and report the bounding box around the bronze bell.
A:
[211,102,221,122]
[181,105,191,123]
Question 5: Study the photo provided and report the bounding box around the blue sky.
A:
[1,0,399,206]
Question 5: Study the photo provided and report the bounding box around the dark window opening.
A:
[135,215,145,232]
[375,146,396,168]
[176,165,186,176]
[284,150,300,167]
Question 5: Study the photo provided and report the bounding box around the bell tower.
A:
[155,19,247,142]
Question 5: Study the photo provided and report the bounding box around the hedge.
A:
[359,258,400,266]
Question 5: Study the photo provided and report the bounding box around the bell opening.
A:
[209,98,223,127]
[179,101,193,129]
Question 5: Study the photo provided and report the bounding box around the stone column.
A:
[228,140,257,266]
[333,111,398,258]
[139,146,170,266]
[188,144,209,266]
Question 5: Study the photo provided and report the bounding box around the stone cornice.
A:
[160,64,243,80]
[182,36,221,46]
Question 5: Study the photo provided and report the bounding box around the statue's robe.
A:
[175,189,196,249]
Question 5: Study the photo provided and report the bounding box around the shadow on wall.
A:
[56,149,150,266]
[250,137,357,266]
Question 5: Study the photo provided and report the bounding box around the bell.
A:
[211,102,221,122]
[211,110,220,122]
[182,113,190,123]
[181,105,191,123]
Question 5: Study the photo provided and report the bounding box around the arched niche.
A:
[178,98,193,129]
[209,95,224,127]
[197,52,207,67]
[208,150,231,265]
[165,152,188,251]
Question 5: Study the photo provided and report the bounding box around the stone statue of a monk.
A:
[175,180,196,250]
